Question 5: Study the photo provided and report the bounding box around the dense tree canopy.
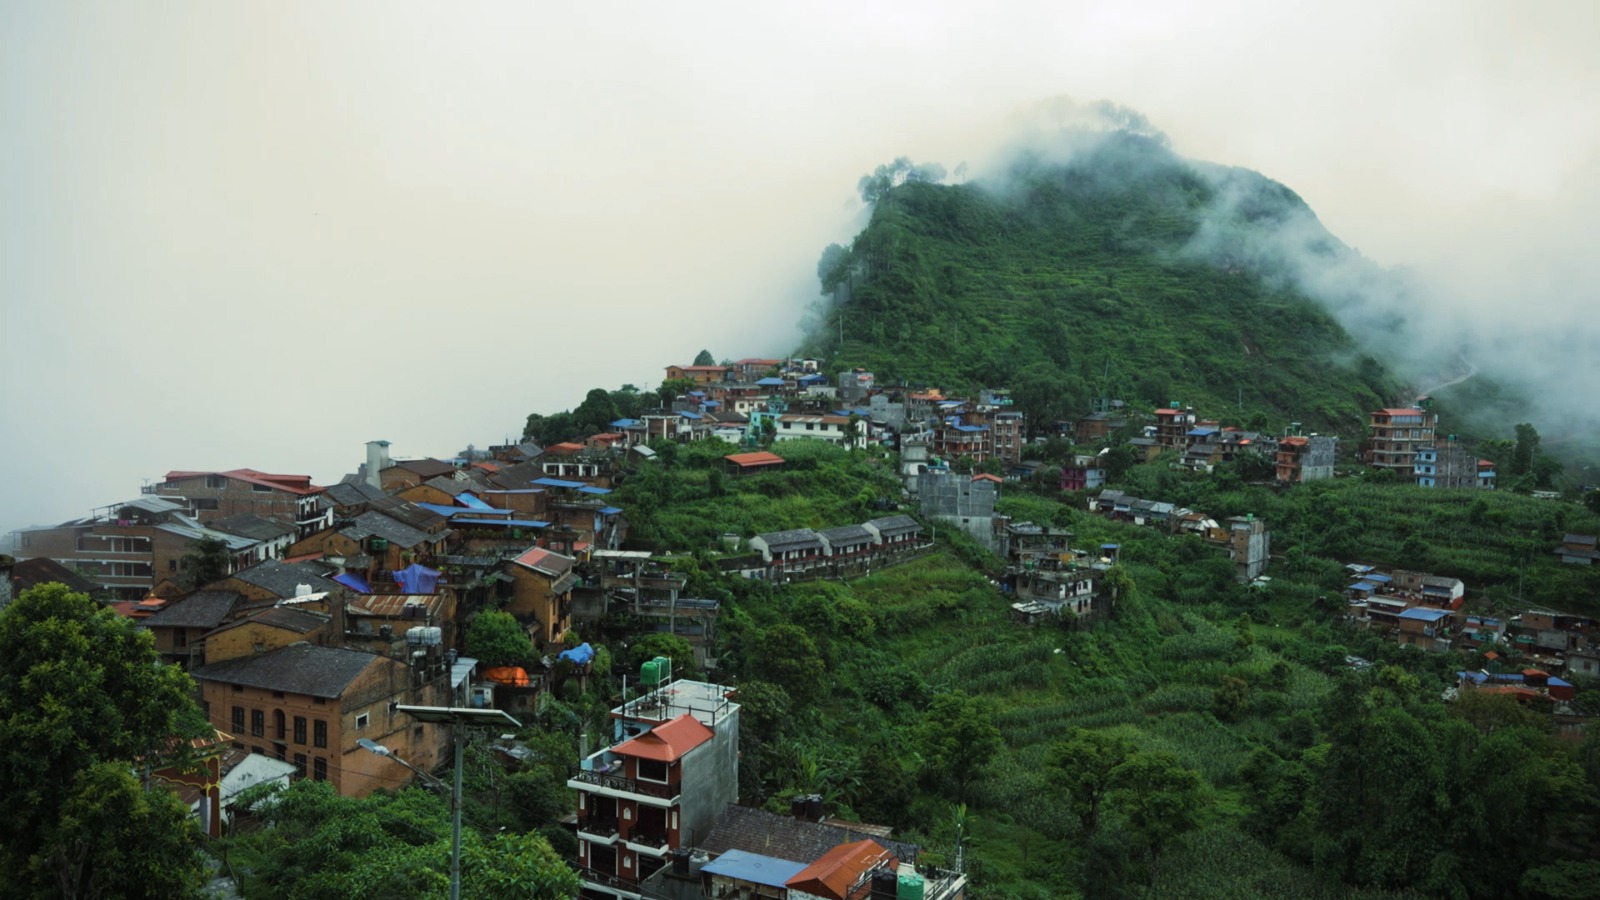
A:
[0,583,207,897]
[466,610,535,668]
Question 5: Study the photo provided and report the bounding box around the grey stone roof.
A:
[9,557,99,594]
[698,804,919,866]
[864,515,920,537]
[190,643,385,699]
[208,514,296,542]
[139,591,243,630]
[422,475,469,497]
[819,524,874,546]
[229,559,344,598]
[339,511,434,550]
[323,481,390,508]
[205,606,329,638]
[754,529,823,551]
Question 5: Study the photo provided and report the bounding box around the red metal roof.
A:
[163,468,322,495]
[1378,408,1425,416]
[971,473,1002,483]
[784,839,893,900]
[612,714,713,762]
[725,451,786,468]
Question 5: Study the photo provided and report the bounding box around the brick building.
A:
[150,469,329,538]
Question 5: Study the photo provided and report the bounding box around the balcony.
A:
[568,764,678,802]
[624,828,671,856]
[575,815,620,844]
[576,866,640,897]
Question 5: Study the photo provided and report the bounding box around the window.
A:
[293,716,307,745]
[355,713,369,730]
[313,757,328,781]
[272,690,285,698]
[192,498,219,511]
[251,710,264,737]
[275,710,286,741]
[174,630,188,649]
[636,759,668,783]
[205,475,227,489]
[231,706,245,733]
[232,683,244,693]
[313,697,327,705]
[313,720,327,748]
[168,559,178,573]
[252,483,272,492]
[293,754,307,779]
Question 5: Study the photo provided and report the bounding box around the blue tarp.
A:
[611,418,640,428]
[699,850,807,888]
[599,506,623,515]
[1398,607,1450,622]
[558,642,595,665]
[392,563,441,594]
[334,573,372,593]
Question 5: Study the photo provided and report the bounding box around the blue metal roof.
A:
[532,477,587,489]
[1187,427,1219,436]
[951,424,988,433]
[416,502,470,518]
[599,506,623,515]
[797,373,826,384]
[1349,581,1378,592]
[688,390,705,397]
[577,485,612,495]
[700,850,807,888]
[678,410,704,420]
[1366,573,1393,583]
[756,377,786,386]
[611,418,641,428]
[457,492,494,511]
[454,517,549,528]
[1398,607,1450,622]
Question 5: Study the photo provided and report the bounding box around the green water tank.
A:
[654,656,673,681]
[640,660,660,686]
[897,872,925,900]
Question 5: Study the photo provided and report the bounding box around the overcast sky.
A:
[3,1,1597,531]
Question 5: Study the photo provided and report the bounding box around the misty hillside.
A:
[803,131,1413,433]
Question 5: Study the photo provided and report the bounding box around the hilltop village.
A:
[4,353,1598,900]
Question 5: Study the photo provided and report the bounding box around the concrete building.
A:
[569,679,741,899]
[1274,435,1336,484]
[1364,406,1437,479]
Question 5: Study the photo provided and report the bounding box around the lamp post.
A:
[360,706,521,900]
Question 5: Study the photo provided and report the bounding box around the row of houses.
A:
[1087,490,1272,583]
[745,515,927,582]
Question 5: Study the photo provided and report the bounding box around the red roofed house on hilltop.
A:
[785,838,898,900]
[569,678,741,899]
[151,469,330,538]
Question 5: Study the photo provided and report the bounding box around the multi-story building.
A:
[569,678,741,899]
[149,469,329,538]
[190,639,454,796]
[1153,407,1197,449]
[1274,435,1337,484]
[13,498,263,600]
[1415,441,1491,489]
[1363,407,1437,479]
[989,411,1024,466]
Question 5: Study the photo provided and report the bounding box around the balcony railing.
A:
[569,765,677,799]
[576,865,639,894]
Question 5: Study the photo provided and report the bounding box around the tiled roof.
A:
[191,644,387,698]
[339,511,436,550]
[612,714,713,762]
[8,557,98,594]
[208,514,296,542]
[205,605,329,637]
[699,805,918,866]
[819,524,873,545]
[785,839,893,899]
[725,451,785,468]
[754,529,823,550]
[865,515,919,536]
[390,459,457,479]
[139,591,243,630]
[227,560,343,598]
[322,481,390,508]
[510,546,575,577]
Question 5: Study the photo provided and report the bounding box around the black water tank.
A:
[805,794,824,821]
[790,795,807,818]
[870,869,898,899]
[670,849,690,876]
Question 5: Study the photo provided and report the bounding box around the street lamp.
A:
[359,706,521,900]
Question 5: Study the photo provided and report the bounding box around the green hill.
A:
[802,131,1409,433]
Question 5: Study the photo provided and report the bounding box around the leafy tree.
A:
[692,349,716,367]
[1049,727,1134,837]
[466,610,534,668]
[522,410,578,445]
[744,624,826,705]
[571,387,621,437]
[0,583,207,897]
[656,377,697,406]
[182,536,233,589]
[1512,422,1540,477]
[628,632,698,682]
[1109,750,1205,882]
[918,692,1002,803]
[237,779,579,899]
